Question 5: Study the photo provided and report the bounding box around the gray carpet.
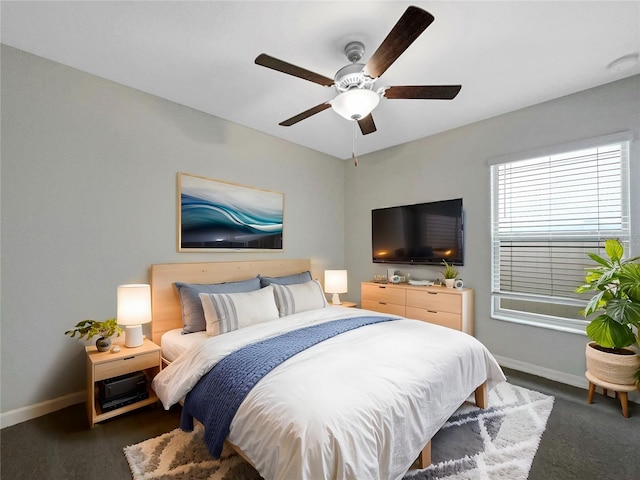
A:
[1,368,638,479]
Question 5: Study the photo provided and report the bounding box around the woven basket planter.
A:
[585,342,640,386]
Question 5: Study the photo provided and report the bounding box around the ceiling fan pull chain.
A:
[352,120,359,167]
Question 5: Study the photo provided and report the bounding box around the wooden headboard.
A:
[149,259,313,344]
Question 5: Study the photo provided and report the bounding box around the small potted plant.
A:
[576,239,640,386]
[65,318,123,352]
[441,260,459,288]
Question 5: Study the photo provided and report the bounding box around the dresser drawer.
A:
[94,351,159,381]
[406,289,461,314]
[362,299,406,316]
[406,307,462,330]
[361,284,406,305]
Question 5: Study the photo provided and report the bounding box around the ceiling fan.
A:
[255,6,461,137]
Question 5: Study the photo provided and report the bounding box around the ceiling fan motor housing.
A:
[334,63,376,92]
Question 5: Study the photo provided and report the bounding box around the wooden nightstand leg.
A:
[587,382,595,404]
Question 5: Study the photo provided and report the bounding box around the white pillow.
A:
[272,279,328,317]
[199,285,279,335]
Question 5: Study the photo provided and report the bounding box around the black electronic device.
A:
[99,371,146,400]
[372,198,464,266]
[100,390,149,413]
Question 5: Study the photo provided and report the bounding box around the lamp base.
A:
[331,293,342,305]
[124,325,143,348]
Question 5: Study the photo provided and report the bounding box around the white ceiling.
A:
[2,1,639,159]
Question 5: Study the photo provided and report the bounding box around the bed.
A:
[149,259,505,480]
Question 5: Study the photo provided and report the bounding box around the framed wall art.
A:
[178,172,284,251]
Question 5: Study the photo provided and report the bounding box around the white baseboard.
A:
[494,355,589,389]
[495,354,639,404]
[0,390,85,429]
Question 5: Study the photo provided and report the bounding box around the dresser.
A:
[361,282,474,334]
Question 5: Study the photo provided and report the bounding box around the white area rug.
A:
[124,382,553,480]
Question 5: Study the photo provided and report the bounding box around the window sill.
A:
[491,311,588,336]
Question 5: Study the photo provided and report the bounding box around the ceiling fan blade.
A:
[255,54,334,87]
[279,102,332,126]
[358,114,377,135]
[364,6,435,79]
[384,85,462,100]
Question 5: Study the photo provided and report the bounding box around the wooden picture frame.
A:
[178,172,284,252]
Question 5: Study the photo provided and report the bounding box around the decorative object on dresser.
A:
[178,172,284,252]
[117,284,152,348]
[440,260,459,288]
[361,282,474,334]
[65,318,123,352]
[576,239,640,416]
[324,269,348,304]
[86,338,161,428]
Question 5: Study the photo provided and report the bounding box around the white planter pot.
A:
[444,279,455,288]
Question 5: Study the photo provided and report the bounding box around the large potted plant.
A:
[65,318,123,352]
[576,239,640,385]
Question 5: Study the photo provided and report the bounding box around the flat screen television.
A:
[372,198,464,266]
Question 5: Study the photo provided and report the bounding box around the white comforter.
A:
[153,307,505,480]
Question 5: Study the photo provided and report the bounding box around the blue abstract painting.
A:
[178,173,283,251]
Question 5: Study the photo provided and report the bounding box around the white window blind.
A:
[489,132,631,333]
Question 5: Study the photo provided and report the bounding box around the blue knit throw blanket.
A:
[180,315,397,458]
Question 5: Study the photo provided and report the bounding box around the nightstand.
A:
[85,338,161,428]
[331,301,358,308]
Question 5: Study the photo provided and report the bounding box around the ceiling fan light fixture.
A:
[331,89,380,121]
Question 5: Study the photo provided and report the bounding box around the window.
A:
[489,132,631,333]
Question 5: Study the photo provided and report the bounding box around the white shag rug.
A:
[124,382,554,480]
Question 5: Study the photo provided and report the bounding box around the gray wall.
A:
[344,75,640,387]
[2,43,638,418]
[1,45,346,414]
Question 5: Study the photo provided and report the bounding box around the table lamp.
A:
[324,270,348,305]
[117,284,152,348]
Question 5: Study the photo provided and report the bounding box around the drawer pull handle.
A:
[427,292,438,295]
[428,310,438,313]
[379,302,387,305]
[378,286,386,289]
[123,356,135,361]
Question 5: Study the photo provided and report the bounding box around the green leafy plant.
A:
[441,260,459,280]
[576,239,640,381]
[65,318,123,341]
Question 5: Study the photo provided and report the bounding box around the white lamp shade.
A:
[325,270,348,305]
[331,89,380,120]
[117,284,151,347]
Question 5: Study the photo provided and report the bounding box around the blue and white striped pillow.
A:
[199,285,279,335]
[272,280,328,317]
